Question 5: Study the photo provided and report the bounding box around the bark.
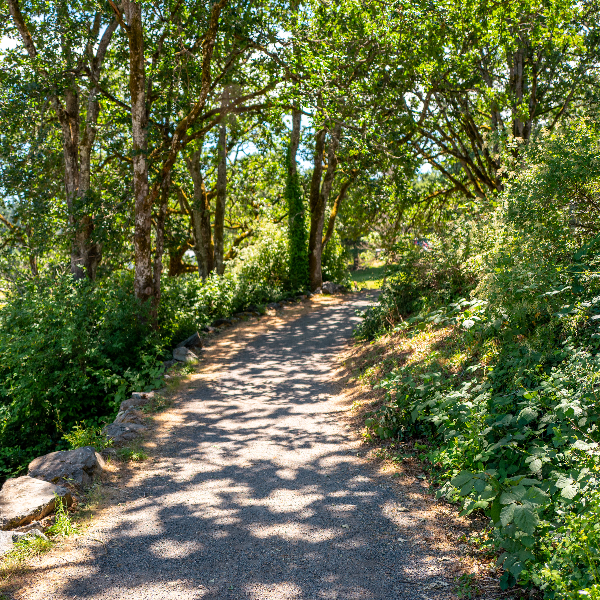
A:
[168,242,195,276]
[308,125,341,291]
[322,169,357,249]
[152,174,170,314]
[184,151,214,278]
[122,0,152,302]
[289,108,302,177]
[213,90,228,276]
[308,128,326,291]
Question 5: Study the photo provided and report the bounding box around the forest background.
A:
[1,0,600,597]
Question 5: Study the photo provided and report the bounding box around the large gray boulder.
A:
[103,422,146,445]
[113,408,145,426]
[0,476,72,530]
[119,391,155,413]
[172,346,198,363]
[176,332,202,349]
[28,446,106,488]
[322,281,346,295]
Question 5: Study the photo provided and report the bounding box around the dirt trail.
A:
[12,293,458,600]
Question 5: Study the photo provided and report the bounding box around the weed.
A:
[63,423,112,452]
[117,444,148,462]
[141,394,173,414]
[0,535,53,580]
[454,573,478,599]
[46,496,79,537]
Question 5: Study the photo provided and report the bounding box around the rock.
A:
[12,529,48,543]
[176,332,202,349]
[119,391,154,412]
[0,476,72,530]
[266,302,281,310]
[0,527,50,557]
[0,530,14,556]
[172,346,198,363]
[212,317,233,327]
[162,359,177,371]
[313,287,323,294]
[113,408,145,426]
[322,281,346,295]
[103,422,146,445]
[28,447,106,488]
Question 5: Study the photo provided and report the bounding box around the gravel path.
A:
[15,294,456,600]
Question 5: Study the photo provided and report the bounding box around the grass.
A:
[117,443,148,462]
[349,262,387,290]
[141,394,173,414]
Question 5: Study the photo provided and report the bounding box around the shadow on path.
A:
[20,294,455,600]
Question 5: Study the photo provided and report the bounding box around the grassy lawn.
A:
[348,262,387,290]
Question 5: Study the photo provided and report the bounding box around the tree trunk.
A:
[213,90,228,276]
[123,0,151,302]
[308,128,326,291]
[308,125,341,290]
[152,174,170,314]
[185,150,214,279]
[8,0,115,280]
[289,108,301,174]
[286,107,308,291]
[322,169,357,249]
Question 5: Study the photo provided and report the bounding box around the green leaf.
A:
[451,471,473,488]
[560,484,578,500]
[513,505,538,535]
[500,504,515,526]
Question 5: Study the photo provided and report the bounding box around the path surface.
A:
[16,294,455,600]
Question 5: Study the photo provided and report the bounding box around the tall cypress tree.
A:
[286,147,309,291]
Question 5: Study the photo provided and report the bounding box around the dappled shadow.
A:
[18,294,456,600]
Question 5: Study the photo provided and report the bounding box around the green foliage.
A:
[355,215,492,339]
[286,147,309,292]
[62,423,112,452]
[159,223,290,343]
[322,229,349,285]
[46,496,79,537]
[117,444,148,462]
[359,118,600,597]
[0,272,163,482]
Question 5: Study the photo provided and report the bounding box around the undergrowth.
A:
[355,117,600,598]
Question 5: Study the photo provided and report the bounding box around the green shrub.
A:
[62,423,112,452]
[0,272,164,482]
[322,229,349,285]
[359,117,600,597]
[355,214,493,339]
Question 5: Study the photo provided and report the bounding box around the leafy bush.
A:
[322,229,349,286]
[356,214,494,339]
[0,272,164,482]
[359,118,600,597]
[62,423,112,452]
[158,223,291,344]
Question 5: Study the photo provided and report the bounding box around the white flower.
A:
[462,319,475,329]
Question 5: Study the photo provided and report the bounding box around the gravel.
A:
[15,293,456,600]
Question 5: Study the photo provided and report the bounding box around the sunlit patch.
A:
[149,540,204,558]
[275,467,298,480]
[247,522,339,541]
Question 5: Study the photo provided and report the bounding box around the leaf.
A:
[528,458,542,474]
[518,407,538,423]
[513,505,538,534]
[500,503,515,526]
[560,484,578,500]
[451,471,473,488]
